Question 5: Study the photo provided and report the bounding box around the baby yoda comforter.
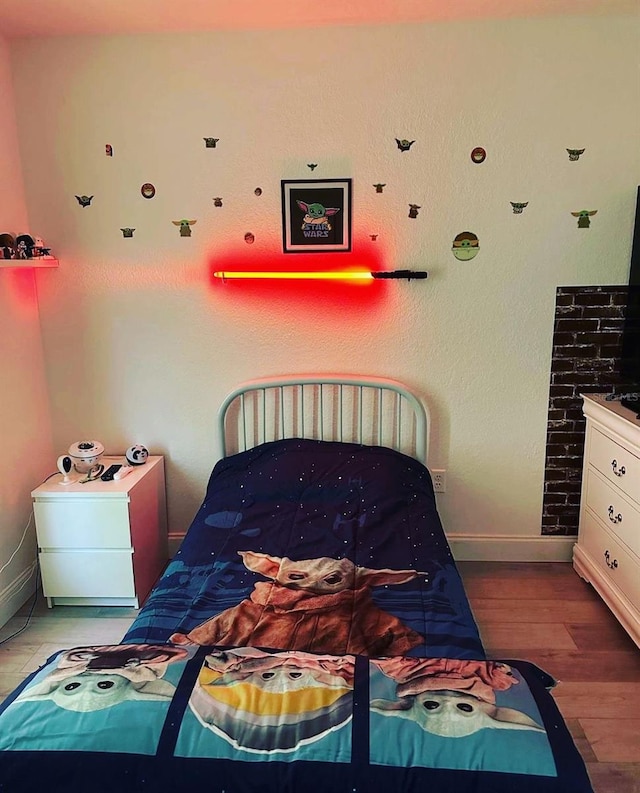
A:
[124,438,484,659]
[0,440,593,791]
[0,643,593,792]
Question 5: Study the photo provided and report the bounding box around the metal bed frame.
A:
[217,375,429,464]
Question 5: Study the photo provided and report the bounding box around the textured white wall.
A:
[0,35,54,622]
[9,15,640,544]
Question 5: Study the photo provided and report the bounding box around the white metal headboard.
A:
[217,375,429,464]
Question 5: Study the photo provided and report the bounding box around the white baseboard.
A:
[0,564,38,631]
[447,534,576,562]
[169,532,576,563]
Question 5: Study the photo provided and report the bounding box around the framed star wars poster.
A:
[281,178,352,253]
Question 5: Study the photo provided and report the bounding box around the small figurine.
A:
[16,234,35,258]
[0,233,16,259]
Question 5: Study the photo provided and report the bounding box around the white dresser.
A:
[32,456,167,608]
[574,395,640,648]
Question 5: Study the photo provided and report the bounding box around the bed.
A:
[0,376,594,792]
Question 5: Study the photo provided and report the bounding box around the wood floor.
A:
[0,561,638,793]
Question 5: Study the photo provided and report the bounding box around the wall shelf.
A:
[0,258,58,269]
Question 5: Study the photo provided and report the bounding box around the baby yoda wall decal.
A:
[105,144,113,157]
[120,228,135,238]
[571,209,598,228]
[172,219,197,237]
[452,231,480,261]
[510,202,529,214]
[408,204,421,219]
[307,163,318,171]
[373,183,386,193]
[75,195,93,208]
[297,201,340,235]
[169,550,426,656]
[204,137,220,148]
[567,148,585,161]
[212,197,223,207]
[470,147,486,163]
[395,139,415,152]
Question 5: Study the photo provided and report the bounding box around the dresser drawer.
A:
[34,499,131,549]
[580,510,640,611]
[584,468,640,557]
[589,427,640,503]
[39,550,135,598]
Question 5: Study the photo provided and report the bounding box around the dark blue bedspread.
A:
[124,439,483,660]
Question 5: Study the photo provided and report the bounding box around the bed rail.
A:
[217,375,429,464]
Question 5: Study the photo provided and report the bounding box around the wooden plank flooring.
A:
[0,562,638,792]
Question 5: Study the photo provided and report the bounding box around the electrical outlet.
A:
[432,469,446,493]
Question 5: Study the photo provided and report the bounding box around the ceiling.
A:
[1,0,637,38]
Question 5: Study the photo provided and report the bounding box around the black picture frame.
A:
[281,178,352,253]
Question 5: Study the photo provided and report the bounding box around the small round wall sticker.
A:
[452,231,480,260]
[471,147,486,163]
[141,183,156,199]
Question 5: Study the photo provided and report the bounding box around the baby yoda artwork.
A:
[204,137,220,148]
[190,646,355,751]
[75,195,93,208]
[395,138,415,152]
[510,202,529,214]
[296,201,340,236]
[371,657,545,738]
[170,551,426,656]
[567,148,585,161]
[172,219,197,237]
[14,645,187,712]
[571,210,598,228]
[408,204,421,219]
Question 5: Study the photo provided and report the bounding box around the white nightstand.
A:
[32,456,168,608]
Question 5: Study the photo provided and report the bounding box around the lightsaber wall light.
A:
[213,269,428,282]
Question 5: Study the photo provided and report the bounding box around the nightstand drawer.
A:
[584,468,640,557]
[39,550,135,598]
[581,510,640,611]
[589,427,640,503]
[34,499,131,549]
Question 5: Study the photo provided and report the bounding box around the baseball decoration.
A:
[125,445,149,465]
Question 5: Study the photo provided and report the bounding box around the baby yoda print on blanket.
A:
[0,644,192,756]
[0,644,594,793]
[369,658,557,777]
[169,550,426,656]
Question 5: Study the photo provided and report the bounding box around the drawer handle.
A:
[611,459,626,477]
[608,505,623,524]
[604,550,619,570]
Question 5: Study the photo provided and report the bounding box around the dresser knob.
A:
[608,505,623,524]
[604,550,619,570]
[611,459,626,477]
